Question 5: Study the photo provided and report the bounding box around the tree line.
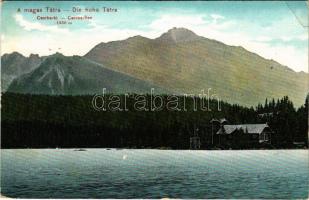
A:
[1,93,308,149]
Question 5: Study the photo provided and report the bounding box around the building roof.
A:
[216,124,270,135]
[210,118,228,124]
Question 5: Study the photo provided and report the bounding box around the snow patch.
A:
[54,65,65,89]
[37,67,53,82]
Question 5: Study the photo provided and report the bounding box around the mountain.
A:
[156,27,201,43]
[7,53,166,95]
[85,27,308,107]
[1,52,44,91]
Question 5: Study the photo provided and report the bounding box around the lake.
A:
[1,149,308,198]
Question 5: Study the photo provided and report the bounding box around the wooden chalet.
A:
[216,123,273,148]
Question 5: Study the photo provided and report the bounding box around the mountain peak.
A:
[156,27,200,43]
[3,51,25,59]
[29,53,40,59]
[52,52,65,57]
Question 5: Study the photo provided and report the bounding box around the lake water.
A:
[1,149,308,198]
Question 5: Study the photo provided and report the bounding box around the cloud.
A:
[14,14,69,34]
[298,34,308,41]
[245,39,307,72]
[5,12,308,72]
[255,36,273,42]
[148,14,208,32]
[210,14,225,24]
[2,27,154,58]
[211,14,224,20]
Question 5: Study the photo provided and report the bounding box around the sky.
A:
[1,1,308,72]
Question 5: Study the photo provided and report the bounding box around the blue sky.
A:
[1,1,308,72]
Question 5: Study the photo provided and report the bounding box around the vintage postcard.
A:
[1,0,308,199]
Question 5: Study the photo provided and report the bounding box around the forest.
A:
[1,92,308,149]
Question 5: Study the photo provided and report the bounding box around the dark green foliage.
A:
[1,93,308,149]
[256,96,308,148]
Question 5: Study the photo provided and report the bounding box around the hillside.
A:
[1,52,44,91]
[85,27,308,107]
[7,53,166,95]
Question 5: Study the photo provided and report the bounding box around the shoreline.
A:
[1,147,308,150]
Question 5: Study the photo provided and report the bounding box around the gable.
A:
[217,124,269,135]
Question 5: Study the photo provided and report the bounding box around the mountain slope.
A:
[1,52,44,91]
[7,53,166,95]
[85,27,308,107]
